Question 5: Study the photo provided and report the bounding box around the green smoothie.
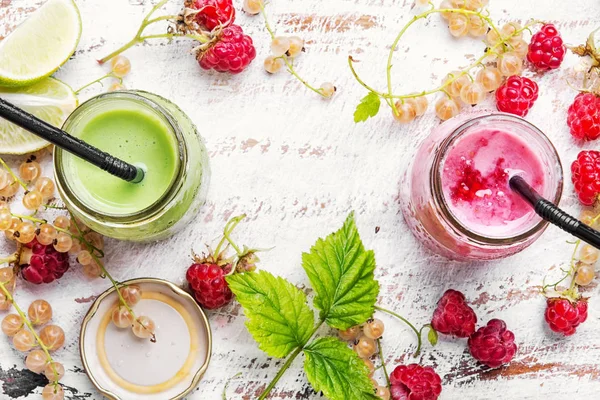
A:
[66,105,179,215]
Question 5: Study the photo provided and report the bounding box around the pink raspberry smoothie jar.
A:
[401,113,563,261]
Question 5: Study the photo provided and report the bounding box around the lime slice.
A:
[0,77,78,154]
[0,0,82,87]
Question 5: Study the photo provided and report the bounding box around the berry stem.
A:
[0,157,28,191]
[74,72,120,94]
[376,338,391,389]
[374,305,423,357]
[221,214,246,256]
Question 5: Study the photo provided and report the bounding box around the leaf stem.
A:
[375,305,423,357]
[376,338,391,389]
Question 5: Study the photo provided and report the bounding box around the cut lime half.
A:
[0,77,78,154]
[0,0,82,87]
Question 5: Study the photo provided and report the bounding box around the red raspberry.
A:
[197,25,256,74]
[193,0,235,31]
[570,150,600,206]
[431,289,477,338]
[544,297,588,336]
[495,76,539,117]
[567,93,600,141]
[186,263,233,309]
[20,238,70,284]
[527,24,566,70]
[467,319,517,368]
[390,364,442,400]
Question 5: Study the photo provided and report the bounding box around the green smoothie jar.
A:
[54,91,210,242]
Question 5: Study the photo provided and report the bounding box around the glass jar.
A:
[54,91,210,242]
[401,112,563,261]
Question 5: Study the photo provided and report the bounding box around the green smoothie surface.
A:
[69,107,179,215]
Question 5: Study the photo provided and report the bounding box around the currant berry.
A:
[37,224,58,246]
[468,15,487,37]
[393,101,417,123]
[111,55,132,78]
[42,384,64,400]
[53,216,70,230]
[407,96,429,116]
[353,335,377,358]
[76,250,91,266]
[338,325,361,341]
[25,349,48,373]
[435,97,461,120]
[288,36,304,58]
[1,314,23,336]
[320,82,336,98]
[449,0,466,7]
[0,176,18,197]
[575,264,595,286]
[53,233,73,253]
[0,170,9,191]
[4,217,20,240]
[271,36,291,57]
[580,244,599,265]
[19,161,41,181]
[0,292,11,310]
[497,52,523,76]
[448,14,469,38]
[0,209,12,231]
[242,0,263,14]
[444,71,470,97]
[264,56,284,74]
[13,329,36,352]
[112,306,134,328]
[44,361,65,381]
[120,285,142,306]
[0,267,13,284]
[476,67,502,91]
[439,0,453,20]
[501,22,522,40]
[68,239,82,255]
[39,325,65,351]
[108,82,126,92]
[364,358,375,377]
[415,0,429,5]
[35,178,55,199]
[85,232,104,250]
[15,221,36,244]
[460,81,486,105]
[375,386,391,400]
[132,316,156,339]
[580,210,597,227]
[83,261,102,279]
[486,29,501,46]
[512,39,529,60]
[29,300,53,325]
[466,0,488,8]
[363,318,385,339]
[23,190,44,210]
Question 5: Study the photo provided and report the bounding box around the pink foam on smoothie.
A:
[441,128,545,236]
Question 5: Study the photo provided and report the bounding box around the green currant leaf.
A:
[304,337,380,400]
[354,92,381,123]
[302,212,379,330]
[226,270,315,358]
[428,326,438,346]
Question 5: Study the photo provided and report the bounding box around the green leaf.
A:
[226,270,315,358]
[302,212,379,330]
[354,92,381,123]
[428,326,438,346]
[304,337,379,400]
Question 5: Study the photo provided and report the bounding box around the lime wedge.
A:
[0,77,78,154]
[0,0,82,87]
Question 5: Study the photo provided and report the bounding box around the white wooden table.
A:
[1,0,600,399]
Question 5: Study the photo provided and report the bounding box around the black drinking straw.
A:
[509,175,600,250]
[0,98,144,183]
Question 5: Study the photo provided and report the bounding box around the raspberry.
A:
[390,364,442,400]
[193,0,235,31]
[544,297,588,336]
[567,93,600,141]
[197,25,256,73]
[431,289,477,338]
[495,76,539,117]
[570,150,600,206]
[527,24,566,70]
[20,238,70,284]
[467,319,517,368]
[186,263,233,309]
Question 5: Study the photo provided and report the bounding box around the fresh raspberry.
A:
[570,150,600,206]
[193,0,235,31]
[431,289,477,338]
[467,319,517,368]
[544,297,588,336]
[19,238,70,284]
[527,24,566,70]
[495,76,539,117]
[186,263,233,309]
[390,364,442,400]
[197,25,256,73]
[567,93,600,141]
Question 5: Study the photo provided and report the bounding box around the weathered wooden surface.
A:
[1,0,600,399]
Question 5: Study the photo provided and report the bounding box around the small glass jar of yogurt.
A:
[54,91,210,242]
[402,112,563,260]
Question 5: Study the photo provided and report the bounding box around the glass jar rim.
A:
[54,91,187,223]
[430,113,564,245]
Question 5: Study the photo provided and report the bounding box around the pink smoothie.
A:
[441,128,545,237]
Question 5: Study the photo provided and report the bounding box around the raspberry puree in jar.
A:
[441,128,545,237]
